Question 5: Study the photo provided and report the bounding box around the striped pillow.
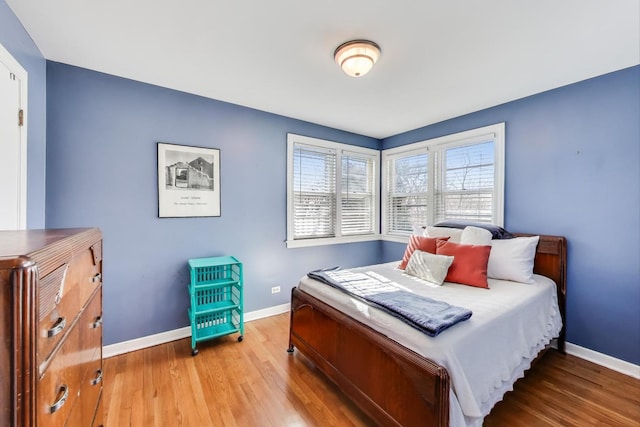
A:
[405,250,454,286]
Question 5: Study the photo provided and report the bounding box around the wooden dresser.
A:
[0,228,103,427]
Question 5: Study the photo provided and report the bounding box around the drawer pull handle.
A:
[50,384,69,413]
[91,369,103,386]
[91,273,102,283]
[92,316,103,329]
[47,317,66,338]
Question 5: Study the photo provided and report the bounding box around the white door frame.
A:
[0,41,28,230]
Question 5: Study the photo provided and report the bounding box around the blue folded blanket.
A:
[308,267,472,337]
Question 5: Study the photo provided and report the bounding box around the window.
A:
[287,134,379,248]
[382,123,504,239]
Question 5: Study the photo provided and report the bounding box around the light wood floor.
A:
[103,313,640,426]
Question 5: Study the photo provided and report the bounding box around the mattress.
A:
[297,261,562,427]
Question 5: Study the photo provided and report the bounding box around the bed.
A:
[287,233,566,427]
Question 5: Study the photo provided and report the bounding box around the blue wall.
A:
[0,0,46,227]
[381,66,640,365]
[45,62,381,345]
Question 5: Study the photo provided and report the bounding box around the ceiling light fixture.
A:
[334,40,381,78]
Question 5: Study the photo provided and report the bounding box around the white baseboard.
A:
[566,342,640,379]
[103,303,291,359]
[103,307,640,381]
[244,302,290,322]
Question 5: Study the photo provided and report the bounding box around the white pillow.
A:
[460,226,492,246]
[487,236,540,283]
[411,224,426,236]
[405,250,454,286]
[424,226,463,243]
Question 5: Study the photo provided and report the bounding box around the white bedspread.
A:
[297,262,562,427]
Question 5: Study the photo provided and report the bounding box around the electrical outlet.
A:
[271,286,281,294]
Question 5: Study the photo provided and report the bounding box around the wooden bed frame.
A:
[287,234,566,427]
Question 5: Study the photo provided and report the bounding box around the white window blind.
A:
[382,123,504,237]
[292,144,337,239]
[437,141,495,223]
[287,134,380,248]
[385,152,429,233]
[341,151,376,235]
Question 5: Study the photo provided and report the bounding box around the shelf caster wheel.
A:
[287,346,295,354]
[237,335,244,342]
[192,348,199,356]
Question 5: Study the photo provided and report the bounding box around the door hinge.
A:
[18,109,24,127]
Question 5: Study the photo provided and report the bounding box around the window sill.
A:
[379,234,411,244]
[286,234,381,249]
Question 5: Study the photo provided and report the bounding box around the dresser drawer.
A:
[37,287,101,426]
[38,244,102,370]
[65,350,102,427]
[37,311,84,426]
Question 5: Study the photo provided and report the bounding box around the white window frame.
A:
[287,133,380,248]
[381,123,505,243]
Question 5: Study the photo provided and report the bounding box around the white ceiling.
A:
[7,0,640,139]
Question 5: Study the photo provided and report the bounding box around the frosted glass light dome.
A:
[334,40,381,77]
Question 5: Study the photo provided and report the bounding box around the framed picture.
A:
[157,142,221,217]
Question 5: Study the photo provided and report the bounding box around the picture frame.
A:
[157,142,221,217]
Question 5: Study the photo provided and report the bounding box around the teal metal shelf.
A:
[188,308,242,343]
[188,256,244,355]
[188,256,242,287]
[190,300,240,316]
[190,279,239,289]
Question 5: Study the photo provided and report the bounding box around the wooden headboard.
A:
[514,233,567,352]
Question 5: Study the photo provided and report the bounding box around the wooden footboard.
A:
[288,287,450,427]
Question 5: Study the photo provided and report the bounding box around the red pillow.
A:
[398,235,450,270]
[435,240,492,288]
